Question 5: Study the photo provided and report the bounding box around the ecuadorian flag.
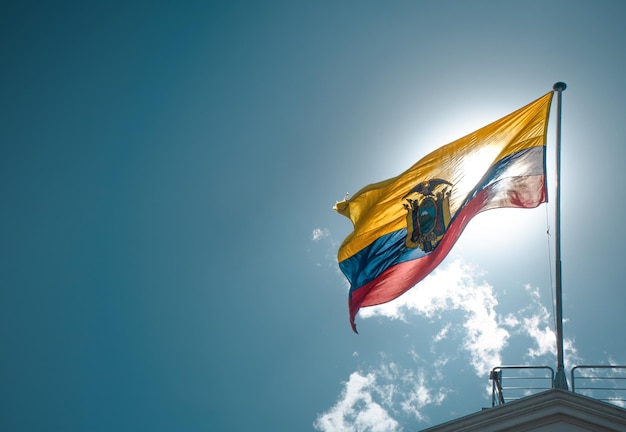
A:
[335,92,554,332]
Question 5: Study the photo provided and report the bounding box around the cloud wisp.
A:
[504,284,580,368]
[313,371,399,432]
[314,360,448,432]
[359,259,508,376]
[309,227,342,272]
[312,228,331,242]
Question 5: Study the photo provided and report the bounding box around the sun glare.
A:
[391,100,552,251]
[454,148,499,200]
[412,104,550,253]
[457,204,549,262]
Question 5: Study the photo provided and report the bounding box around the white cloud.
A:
[502,314,520,327]
[502,284,580,368]
[314,361,449,432]
[462,293,509,375]
[359,259,508,376]
[523,314,555,358]
[312,228,330,241]
[356,261,583,379]
[313,372,399,432]
[309,227,343,273]
[430,355,450,381]
[318,258,587,430]
[398,369,447,422]
[517,284,556,358]
[432,324,450,343]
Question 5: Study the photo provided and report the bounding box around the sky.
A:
[2,1,626,431]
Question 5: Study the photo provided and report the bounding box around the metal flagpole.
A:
[552,81,568,390]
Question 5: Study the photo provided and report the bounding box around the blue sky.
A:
[2,1,626,431]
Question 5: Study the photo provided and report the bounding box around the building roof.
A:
[420,389,626,432]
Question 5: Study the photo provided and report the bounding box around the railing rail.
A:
[571,365,626,406]
[490,366,554,407]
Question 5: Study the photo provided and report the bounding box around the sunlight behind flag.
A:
[334,92,554,333]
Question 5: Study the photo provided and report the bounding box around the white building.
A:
[421,372,626,431]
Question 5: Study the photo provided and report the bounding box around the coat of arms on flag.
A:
[403,179,452,252]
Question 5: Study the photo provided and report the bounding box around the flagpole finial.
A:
[553,82,567,91]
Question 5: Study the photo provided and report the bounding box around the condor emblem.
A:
[403,179,452,252]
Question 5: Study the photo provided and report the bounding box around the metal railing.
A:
[571,365,626,406]
[490,365,626,408]
[490,366,554,407]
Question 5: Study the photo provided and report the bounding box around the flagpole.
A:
[552,81,568,390]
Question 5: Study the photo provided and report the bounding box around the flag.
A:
[335,92,554,333]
